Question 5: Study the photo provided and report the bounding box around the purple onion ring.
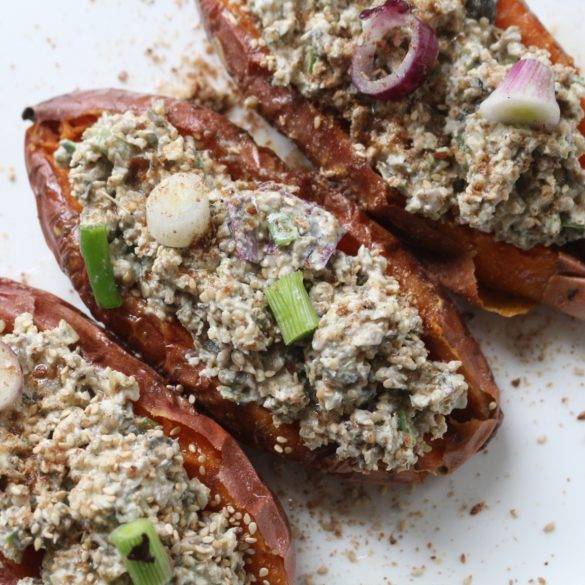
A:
[351,0,439,100]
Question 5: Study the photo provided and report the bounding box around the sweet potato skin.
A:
[25,89,500,484]
[197,0,585,320]
[0,279,294,585]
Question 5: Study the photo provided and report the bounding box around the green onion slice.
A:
[111,519,172,585]
[267,212,299,247]
[79,224,123,310]
[265,271,319,345]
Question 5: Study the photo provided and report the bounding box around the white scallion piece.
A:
[146,172,210,248]
[479,58,561,129]
[0,341,23,412]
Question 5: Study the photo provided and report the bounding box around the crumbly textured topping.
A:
[247,0,585,250]
[0,314,246,584]
[58,104,467,472]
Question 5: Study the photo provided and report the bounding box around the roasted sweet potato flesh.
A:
[25,89,500,484]
[0,279,293,585]
[197,0,585,320]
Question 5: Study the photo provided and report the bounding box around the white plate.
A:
[0,2,584,583]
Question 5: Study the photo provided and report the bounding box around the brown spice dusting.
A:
[157,47,238,113]
[577,411,585,421]
[511,378,521,388]
[469,501,486,516]
[543,522,556,534]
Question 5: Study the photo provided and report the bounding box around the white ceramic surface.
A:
[0,2,583,584]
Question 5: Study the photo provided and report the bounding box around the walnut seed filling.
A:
[56,102,468,473]
[0,314,247,584]
[247,0,585,250]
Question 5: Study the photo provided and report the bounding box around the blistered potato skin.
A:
[25,89,500,487]
[0,279,294,585]
[197,0,585,320]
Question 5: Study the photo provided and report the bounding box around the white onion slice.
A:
[0,341,23,412]
[147,173,211,248]
[479,59,561,129]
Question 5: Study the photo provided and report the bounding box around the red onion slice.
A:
[0,341,23,412]
[351,0,439,100]
[227,201,261,263]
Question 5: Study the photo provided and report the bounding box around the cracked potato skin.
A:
[0,279,294,585]
[197,0,585,320]
[25,89,500,485]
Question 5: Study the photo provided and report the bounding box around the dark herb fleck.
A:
[127,533,155,563]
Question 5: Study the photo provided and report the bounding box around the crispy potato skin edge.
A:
[25,89,500,486]
[197,0,585,320]
[0,279,294,585]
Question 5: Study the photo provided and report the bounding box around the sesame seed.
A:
[273,444,284,453]
[170,426,181,437]
[259,567,269,577]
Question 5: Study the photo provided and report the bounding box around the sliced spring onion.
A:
[265,271,320,345]
[267,212,299,247]
[0,341,23,413]
[479,58,561,129]
[111,519,172,585]
[146,173,210,248]
[79,224,123,310]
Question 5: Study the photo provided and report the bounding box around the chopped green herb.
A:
[397,410,413,435]
[306,48,318,74]
[268,212,299,247]
[562,221,585,232]
[111,519,172,585]
[60,139,77,155]
[139,417,160,430]
[265,271,319,345]
[79,224,123,310]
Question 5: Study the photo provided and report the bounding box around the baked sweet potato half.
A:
[0,278,293,585]
[198,0,585,319]
[24,89,500,484]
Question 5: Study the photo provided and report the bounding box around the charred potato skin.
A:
[0,278,294,585]
[25,89,500,485]
[197,0,585,320]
